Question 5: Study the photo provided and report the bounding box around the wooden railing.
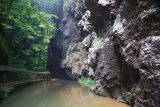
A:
[0,66,51,88]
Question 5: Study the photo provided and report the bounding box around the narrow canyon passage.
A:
[0,0,160,107]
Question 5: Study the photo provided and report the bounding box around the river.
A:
[0,80,129,107]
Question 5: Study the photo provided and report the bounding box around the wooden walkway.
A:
[0,80,45,88]
[0,66,52,88]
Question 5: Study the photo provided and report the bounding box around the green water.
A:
[0,80,129,107]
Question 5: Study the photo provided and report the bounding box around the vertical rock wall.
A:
[49,0,160,106]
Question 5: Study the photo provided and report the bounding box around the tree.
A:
[0,0,57,71]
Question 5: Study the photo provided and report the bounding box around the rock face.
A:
[50,0,160,106]
[110,1,160,106]
[48,0,86,79]
[93,38,122,98]
[134,36,160,107]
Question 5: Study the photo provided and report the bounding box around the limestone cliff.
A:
[49,0,160,106]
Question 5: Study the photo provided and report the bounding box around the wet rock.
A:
[51,0,160,106]
[82,0,160,106]
[140,36,160,69]
[92,38,122,98]
[134,36,160,107]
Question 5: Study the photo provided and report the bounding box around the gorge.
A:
[0,0,160,107]
[48,0,160,107]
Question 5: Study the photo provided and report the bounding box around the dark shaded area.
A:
[0,51,8,65]
[48,0,86,79]
[113,38,140,88]
[48,31,71,79]
[84,0,111,33]
[47,0,71,79]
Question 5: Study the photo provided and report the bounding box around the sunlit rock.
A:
[112,14,125,35]
[77,10,93,32]
[98,0,115,6]
[140,36,160,69]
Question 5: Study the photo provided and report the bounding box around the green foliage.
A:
[127,92,136,101]
[78,77,94,89]
[0,36,9,56]
[0,76,7,82]
[0,0,57,71]
[0,87,14,98]
[14,71,34,81]
[0,70,34,83]
[33,0,60,15]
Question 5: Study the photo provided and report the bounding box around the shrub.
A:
[78,77,94,89]
[14,71,34,81]
[0,87,14,102]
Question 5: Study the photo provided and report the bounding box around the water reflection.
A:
[0,80,129,107]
